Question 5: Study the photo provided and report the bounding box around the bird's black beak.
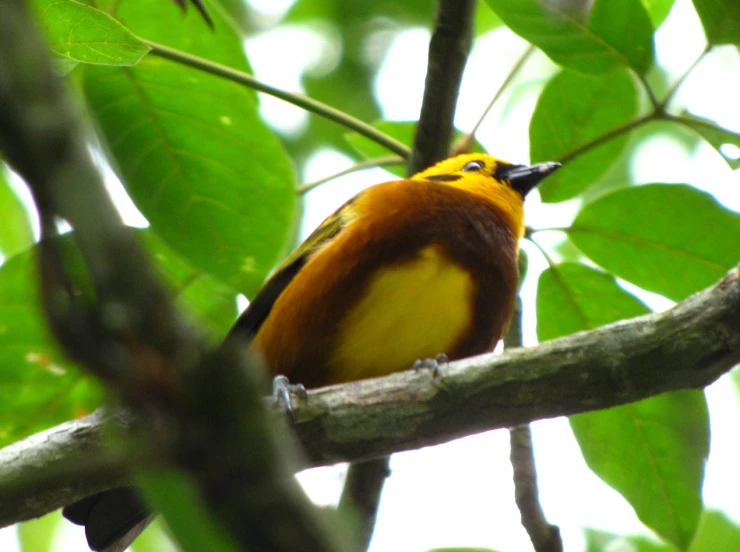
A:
[504,161,561,197]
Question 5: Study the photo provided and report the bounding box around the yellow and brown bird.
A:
[63,152,559,551]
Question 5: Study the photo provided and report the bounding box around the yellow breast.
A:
[329,245,474,382]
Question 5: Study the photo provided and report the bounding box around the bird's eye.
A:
[462,160,485,172]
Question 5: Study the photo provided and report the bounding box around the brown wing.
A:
[223,195,357,346]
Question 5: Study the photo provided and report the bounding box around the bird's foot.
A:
[272,374,307,421]
[411,353,448,378]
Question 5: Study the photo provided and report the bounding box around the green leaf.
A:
[529,69,639,202]
[18,510,64,552]
[641,0,676,29]
[584,528,672,552]
[0,166,34,259]
[484,0,655,74]
[572,392,708,549]
[676,113,740,170]
[0,241,104,449]
[568,184,740,301]
[34,0,150,66]
[690,510,740,551]
[136,470,241,552]
[691,0,740,45]
[536,263,650,342]
[345,121,484,178]
[536,263,708,549]
[139,232,237,337]
[83,0,297,298]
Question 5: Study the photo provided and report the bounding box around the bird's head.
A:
[412,153,561,237]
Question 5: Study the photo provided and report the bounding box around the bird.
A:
[62,152,560,551]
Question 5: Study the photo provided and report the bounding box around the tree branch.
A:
[506,298,562,552]
[408,0,476,174]
[2,263,738,526]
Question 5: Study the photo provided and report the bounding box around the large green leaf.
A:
[691,0,740,45]
[690,510,740,551]
[529,68,639,202]
[675,113,740,170]
[139,232,237,337]
[0,166,34,259]
[0,242,103,449]
[567,184,740,301]
[34,0,150,66]
[536,263,650,342]
[484,0,654,74]
[536,263,708,549]
[84,0,297,298]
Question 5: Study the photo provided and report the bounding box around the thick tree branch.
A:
[2,264,738,526]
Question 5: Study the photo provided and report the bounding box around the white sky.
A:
[2,0,740,550]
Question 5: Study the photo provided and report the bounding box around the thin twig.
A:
[337,458,391,550]
[456,45,535,153]
[557,114,656,165]
[143,40,411,159]
[505,298,562,552]
[298,156,404,194]
[658,45,712,111]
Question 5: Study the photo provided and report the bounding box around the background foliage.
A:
[1,0,739,550]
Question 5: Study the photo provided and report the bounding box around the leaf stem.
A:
[557,113,656,165]
[658,45,712,111]
[141,39,411,159]
[636,72,660,111]
[298,156,404,194]
[467,45,535,141]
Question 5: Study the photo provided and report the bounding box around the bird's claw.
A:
[272,374,307,421]
[411,353,448,378]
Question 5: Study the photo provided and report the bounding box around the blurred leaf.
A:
[0,240,104,449]
[33,0,150,65]
[568,184,740,301]
[584,528,672,552]
[84,0,297,298]
[345,121,484,177]
[641,0,676,29]
[485,0,654,74]
[18,510,64,552]
[0,166,34,259]
[690,510,740,551]
[530,68,639,202]
[139,232,238,337]
[677,113,740,170]
[136,470,240,552]
[475,1,503,36]
[691,0,740,45]
[536,263,708,549]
